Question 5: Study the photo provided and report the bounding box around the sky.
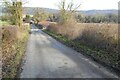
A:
[3,0,120,10]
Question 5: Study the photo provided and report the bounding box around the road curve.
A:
[20,24,118,78]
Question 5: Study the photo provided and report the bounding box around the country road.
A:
[20,24,118,78]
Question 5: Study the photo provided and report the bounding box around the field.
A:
[0,20,10,26]
[44,22,119,71]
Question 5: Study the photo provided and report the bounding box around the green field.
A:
[0,20,10,26]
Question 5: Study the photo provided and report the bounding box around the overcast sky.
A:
[23,0,119,10]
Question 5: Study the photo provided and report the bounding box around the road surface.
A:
[20,24,118,78]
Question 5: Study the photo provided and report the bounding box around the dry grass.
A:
[46,22,119,72]
[48,22,118,53]
[75,23,118,53]
[38,21,50,27]
[1,24,29,78]
[0,27,2,78]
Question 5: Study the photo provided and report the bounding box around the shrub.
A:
[46,23,119,71]
[48,23,118,53]
[2,24,29,78]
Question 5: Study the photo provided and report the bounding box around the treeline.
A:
[1,11,118,24]
[49,13,118,23]
[76,14,118,23]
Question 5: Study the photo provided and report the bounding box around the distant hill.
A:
[79,10,118,15]
[0,7,118,16]
[0,6,3,16]
[23,7,59,15]
[23,7,118,15]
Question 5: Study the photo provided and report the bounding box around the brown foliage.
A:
[47,23,118,53]
[1,26,19,77]
[46,22,119,71]
[1,24,29,78]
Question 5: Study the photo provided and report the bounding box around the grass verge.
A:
[43,29,120,76]
[2,25,30,79]
[0,20,10,26]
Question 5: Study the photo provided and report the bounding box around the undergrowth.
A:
[43,29,120,74]
[2,24,30,78]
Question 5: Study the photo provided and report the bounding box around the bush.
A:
[48,23,118,53]
[0,15,10,21]
[2,25,29,78]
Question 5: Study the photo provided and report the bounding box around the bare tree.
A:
[58,0,81,24]
[2,0,27,27]
[33,9,50,24]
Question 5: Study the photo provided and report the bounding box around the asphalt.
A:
[20,24,119,78]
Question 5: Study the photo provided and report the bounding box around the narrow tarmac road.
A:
[20,24,118,78]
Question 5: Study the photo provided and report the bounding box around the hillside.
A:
[0,7,118,16]
[23,7,118,15]
[23,7,59,15]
